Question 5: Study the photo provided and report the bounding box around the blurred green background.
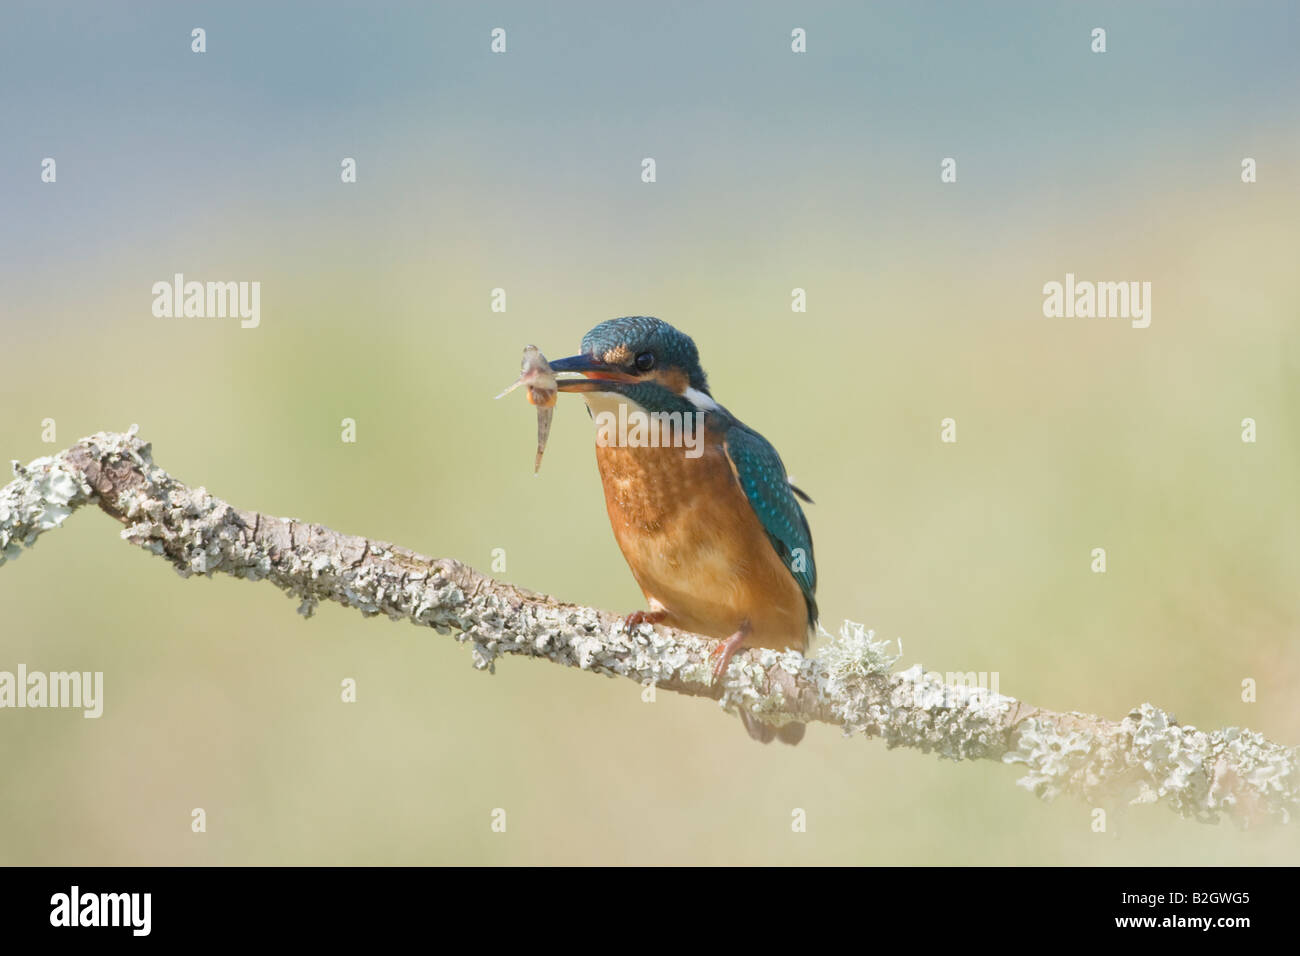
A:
[1,1,1297,864]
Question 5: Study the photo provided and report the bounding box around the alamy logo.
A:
[50,886,150,936]
[895,671,1003,710]
[593,405,705,458]
[151,273,260,328]
[1042,273,1151,328]
[0,665,102,718]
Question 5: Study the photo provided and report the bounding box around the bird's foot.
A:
[623,609,667,632]
[708,621,752,684]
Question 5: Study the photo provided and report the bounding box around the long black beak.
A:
[547,354,639,392]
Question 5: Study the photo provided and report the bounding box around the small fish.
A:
[496,345,558,473]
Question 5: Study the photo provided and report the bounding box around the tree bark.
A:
[2,428,1295,827]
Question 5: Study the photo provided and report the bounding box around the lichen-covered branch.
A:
[2,428,1296,827]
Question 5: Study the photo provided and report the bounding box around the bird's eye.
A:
[634,351,656,372]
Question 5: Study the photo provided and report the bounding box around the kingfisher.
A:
[548,316,817,744]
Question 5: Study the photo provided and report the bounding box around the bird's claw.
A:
[708,626,750,685]
[623,609,666,632]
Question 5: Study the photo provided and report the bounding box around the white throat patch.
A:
[683,387,718,411]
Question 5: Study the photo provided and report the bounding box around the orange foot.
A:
[708,621,752,684]
[624,609,667,631]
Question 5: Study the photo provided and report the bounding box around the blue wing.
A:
[723,423,818,627]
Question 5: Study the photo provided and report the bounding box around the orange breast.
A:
[593,438,809,653]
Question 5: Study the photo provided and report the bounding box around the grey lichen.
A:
[2,428,1297,827]
[1005,717,1101,801]
[820,620,901,693]
[1,452,93,563]
[1003,703,1298,826]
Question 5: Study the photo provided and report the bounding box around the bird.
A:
[548,316,817,744]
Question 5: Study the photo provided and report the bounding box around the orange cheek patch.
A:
[654,368,689,393]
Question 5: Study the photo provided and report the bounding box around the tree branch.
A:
[2,428,1295,826]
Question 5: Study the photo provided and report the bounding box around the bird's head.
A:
[551,316,712,411]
